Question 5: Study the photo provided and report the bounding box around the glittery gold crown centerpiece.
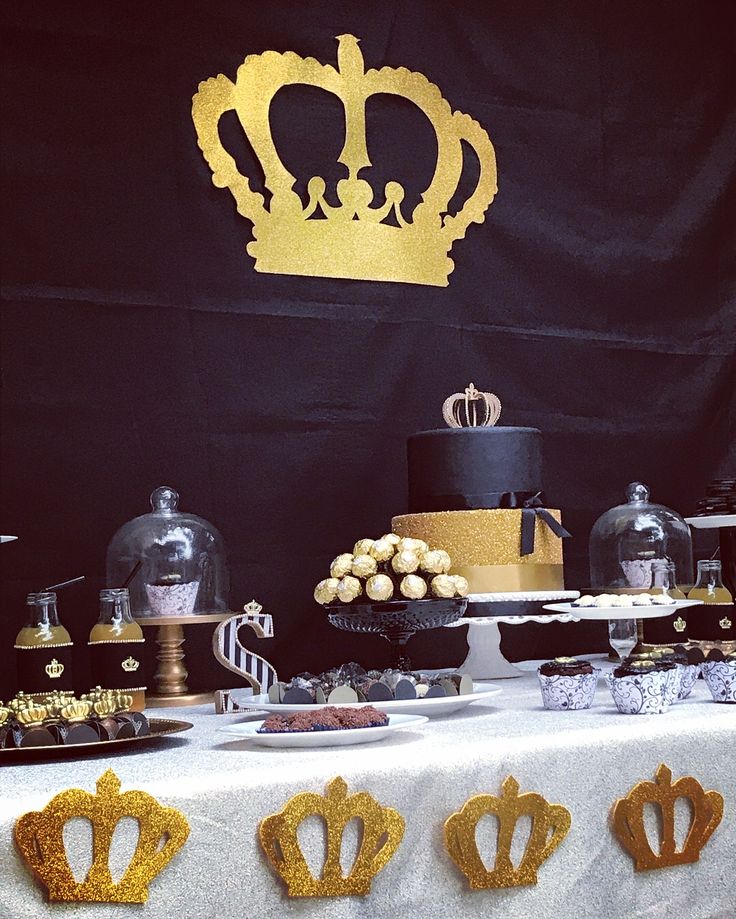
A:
[314,533,469,605]
[612,764,723,871]
[445,776,571,889]
[259,776,404,897]
[14,769,190,903]
[192,35,497,286]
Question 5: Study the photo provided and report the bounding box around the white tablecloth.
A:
[1,660,734,919]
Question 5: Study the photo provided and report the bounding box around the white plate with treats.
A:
[219,713,429,748]
[685,514,736,529]
[544,598,703,621]
[231,682,502,718]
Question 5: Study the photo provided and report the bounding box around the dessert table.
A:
[1,659,734,919]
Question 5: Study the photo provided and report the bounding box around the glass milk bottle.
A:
[641,560,688,649]
[15,591,74,696]
[687,560,735,652]
[89,588,146,711]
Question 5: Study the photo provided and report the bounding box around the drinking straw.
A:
[44,575,86,591]
[121,560,142,589]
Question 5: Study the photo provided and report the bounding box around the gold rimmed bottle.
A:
[15,591,74,697]
[88,588,146,712]
[687,560,735,654]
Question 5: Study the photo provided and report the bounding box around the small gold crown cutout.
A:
[612,764,723,871]
[259,776,405,897]
[14,769,190,903]
[44,658,65,679]
[121,655,140,672]
[192,34,497,287]
[444,775,571,889]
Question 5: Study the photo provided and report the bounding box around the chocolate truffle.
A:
[336,576,362,603]
[421,549,452,575]
[369,538,395,562]
[430,574,456,598]
[330,553,354,579]
[539,657,594,677]
[366,574,394,601]
[400,574,428,600]
[392,550,420,574]
[352,538,374,557]
[314,578,340,605]
[351,554,378,578]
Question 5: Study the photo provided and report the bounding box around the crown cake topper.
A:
[442,383,502,428]
[444,776,571,889]
[192,35,497,287]
[612,764,723,871]
[14,769,190,903]
[259,776,405,897]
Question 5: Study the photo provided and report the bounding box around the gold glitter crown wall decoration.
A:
[444,776,571,889]
[259,776,405,897]
[14,769,190,903]
[612,764,723,871]
[192,34,497,287]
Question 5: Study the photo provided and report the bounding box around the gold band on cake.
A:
[451,564,564,592]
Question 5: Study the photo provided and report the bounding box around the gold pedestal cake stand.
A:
[140,612,234,707]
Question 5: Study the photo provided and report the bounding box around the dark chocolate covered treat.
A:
[539,657,594,677]
[114,714,138,738]
[613,659,658,679]
[14,725,57,747]
[61,722,99,745]
[258,705,389,733]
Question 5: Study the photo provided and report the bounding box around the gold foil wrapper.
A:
[369,538,395,562]
[450,575,470,597]
[330,553,354,579]
[400,574,428,599]
[353,538,374,557]
[351,554,378,578]
[397,537,428,555]
[382,533,401,546]
[366,574,394,602]
[430,574,456,599]
[337,576,363,603]
[392,550,421,574]
[421,549,452,574]
[314,578,340,605]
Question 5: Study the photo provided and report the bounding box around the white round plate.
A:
[544,599,703,620]
[231,682,502,717]
[685,515,736,529]
[218,713,428,748]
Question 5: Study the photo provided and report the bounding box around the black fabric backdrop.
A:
[1,1,735,699]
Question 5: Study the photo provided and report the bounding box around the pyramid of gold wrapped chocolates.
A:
[314,533,470,605]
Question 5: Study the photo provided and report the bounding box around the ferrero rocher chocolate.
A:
[391,549,421,574]
[450,575,470,597]
[400,574,428,600]
[336,576,363,603]
[421,549,451,574]
[366,574,394,601]
[314,578,340,605]
[330,553,354,579]
[369,537,395,562]
[352,538,374,556]
[397,536,428,555]
[351,554,378,578]
[382,533,401,546]
[430,574,456,598]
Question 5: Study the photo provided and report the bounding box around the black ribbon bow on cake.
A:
[520,493,572,557]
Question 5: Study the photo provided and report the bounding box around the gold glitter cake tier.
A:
[392,509,564,592]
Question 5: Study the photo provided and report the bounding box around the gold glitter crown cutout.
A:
[14,769,190,903]
[259,776,405,897]
[612,764,723,871]
[444,776,571,889]
[192,34,497,287]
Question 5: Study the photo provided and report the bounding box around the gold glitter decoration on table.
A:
[259,776,404,897]
[444,776,571,889]
[14,769,190,903]
[612,764,723,871]
[192,34,497,287]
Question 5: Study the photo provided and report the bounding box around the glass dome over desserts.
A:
[106,486,230,618]
[589,482,693,591]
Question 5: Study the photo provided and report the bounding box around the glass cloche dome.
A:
[589,482,693,591]
[106,486,230,618]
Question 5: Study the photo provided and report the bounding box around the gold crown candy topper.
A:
[259,776,404,897]
[612,764,723,871]
[192,35,497,287]
[444,776,571,889]
[15,769,190,903]
[443,383,502,428]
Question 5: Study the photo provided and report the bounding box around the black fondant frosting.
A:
[407,427,542,513]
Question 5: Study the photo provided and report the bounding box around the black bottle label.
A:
[15,644,74,694]
[688,604,736,641]
[89,641,146,691]
[642,611,689,645]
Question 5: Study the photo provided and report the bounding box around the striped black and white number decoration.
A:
[212,600,278,694]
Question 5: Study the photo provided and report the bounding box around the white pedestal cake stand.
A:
[445,591,580,679]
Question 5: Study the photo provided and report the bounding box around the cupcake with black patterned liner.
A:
[537,657,599,710]
[663,645,702,701]
[628,650,683,704]
[605,659,672,714]
[701,649,736,703]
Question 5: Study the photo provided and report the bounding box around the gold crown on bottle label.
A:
[122,656,140,672]
[613,764,723,871]
[14,769,190,903]
[444,776,571,888]
[45,658,65,679]
[192,35,497,287]
[442,383,502,428]
[259,776,404,897]
[719,616,732,630]
[673,616,687,633]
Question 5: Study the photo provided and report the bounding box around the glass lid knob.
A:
[626,481,650,504]
[150,486,179,513]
